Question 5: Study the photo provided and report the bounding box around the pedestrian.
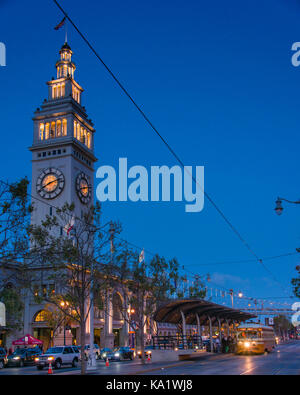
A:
[8,347,12,356]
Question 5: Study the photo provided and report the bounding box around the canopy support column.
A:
[208,316,213,353]
[181,310,187,349]
[225,319,230,338]
[218,318,222,353]
[196,314,202,347]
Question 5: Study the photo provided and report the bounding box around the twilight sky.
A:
[1,0,300,309]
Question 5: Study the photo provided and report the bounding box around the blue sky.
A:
[0,0,300,309]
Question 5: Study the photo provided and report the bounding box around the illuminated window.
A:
[62,119,67,136]
[45,123,50,140]
[53,86,57,99]
[77,123,80,140]
[56,120,62,137]
[74,121,77,138]
[39,124,45,140]
[34,310,48,323]
[61,83,65,97]
[50,122,56,138]
[80,127,85,144]
[87,133,91,149]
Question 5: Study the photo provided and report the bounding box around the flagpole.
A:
[65,19,68,43]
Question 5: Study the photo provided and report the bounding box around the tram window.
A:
[238,330,261,339]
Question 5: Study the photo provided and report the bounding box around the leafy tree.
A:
[0,284,24,331]
[113,250,181,364]
[273,314,293,338]
[0,178,31,333]
[22,202,120,374]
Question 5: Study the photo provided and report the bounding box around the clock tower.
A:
[30,42,97,226]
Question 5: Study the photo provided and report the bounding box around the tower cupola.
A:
[56,42,76,79]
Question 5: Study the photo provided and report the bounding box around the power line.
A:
[52,0,289,292]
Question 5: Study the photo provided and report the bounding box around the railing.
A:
[152,335,203,350]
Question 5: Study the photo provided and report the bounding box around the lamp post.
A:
[274,197,300,216]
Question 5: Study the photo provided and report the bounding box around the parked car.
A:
[6,348,42,368]
[112,347,134,361]
[35,346,79,370]
[137,346,153,359]
[100,347,114,360]
[0,348,7,369]
[78,344,101,360]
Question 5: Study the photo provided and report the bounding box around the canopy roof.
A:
[12,334,43,346]
[153,299,256,325]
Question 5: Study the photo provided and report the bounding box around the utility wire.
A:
[51,0,288,290]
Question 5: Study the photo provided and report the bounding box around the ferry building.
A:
[21,42,133,350]
[0,43,191,350]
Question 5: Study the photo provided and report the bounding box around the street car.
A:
[112,347,134,361]
[35,346,79,370]
[6,348,42,367]
[0,347,7,369]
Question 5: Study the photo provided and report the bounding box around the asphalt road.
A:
[0,341,299,375]
[143,341,300,376]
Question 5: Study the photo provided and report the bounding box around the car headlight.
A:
[13,357,20,360]
[244,342,250,348]
[103,353,106,357]
[114,353,120,357]
[35,358,40,362]
[137,351,141,355]
[147,351,152,354]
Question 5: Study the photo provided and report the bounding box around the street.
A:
[0,341,299,375]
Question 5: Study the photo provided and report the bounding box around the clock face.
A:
[36,168,65,199]
[76,172,91,204]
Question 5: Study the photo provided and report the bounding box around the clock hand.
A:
[38,177,63,193]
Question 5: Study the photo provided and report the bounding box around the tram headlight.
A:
[244,342,250,348]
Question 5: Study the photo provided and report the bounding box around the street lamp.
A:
[275,197,300,216]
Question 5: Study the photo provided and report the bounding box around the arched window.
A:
[62,119,67,136]
[84,130,87,146]
[61,83,65,97]
[45,123,50,140]
[56,120,62,137]
[87,133,91,149]
[39,124,44,140]
[80,127,84,144]
[50,122,56,138]
[34,310,48,323]
[73,121,77,138]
